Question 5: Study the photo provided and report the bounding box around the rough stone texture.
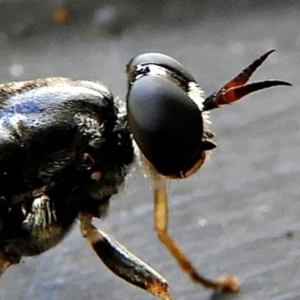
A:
[0,1,299,299]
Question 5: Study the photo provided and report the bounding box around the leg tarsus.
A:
[156,227,239,292]
[217,274,239,292]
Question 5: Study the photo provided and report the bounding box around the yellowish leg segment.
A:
[154,186,239,292]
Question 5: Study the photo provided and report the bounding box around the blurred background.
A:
[0,1,299,299]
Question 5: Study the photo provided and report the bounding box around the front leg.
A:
[153,183,239,292]
[79,213,172,300]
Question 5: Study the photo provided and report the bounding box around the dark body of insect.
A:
[0,51,291,300]
[0,78,134,256]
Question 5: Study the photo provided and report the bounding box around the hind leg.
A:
[0,250,20,278]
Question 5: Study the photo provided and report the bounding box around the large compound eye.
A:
[127,74,204,177]
[126,52,196,84]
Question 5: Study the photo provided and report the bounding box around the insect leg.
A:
[0,251,20,278]
[79,213,172,300]
[153,184,239,292]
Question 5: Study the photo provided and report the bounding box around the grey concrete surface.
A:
[0,1,299,299]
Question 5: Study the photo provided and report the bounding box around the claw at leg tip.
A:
[217,274,239,293]
[147,280,173,300]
